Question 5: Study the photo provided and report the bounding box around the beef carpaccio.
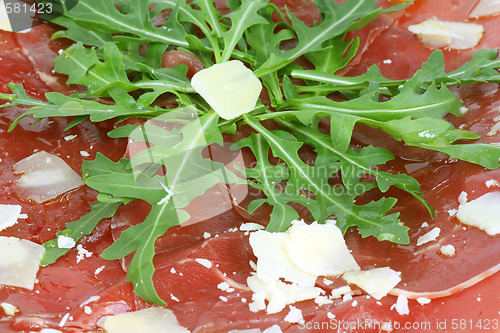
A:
[0,0,499,332]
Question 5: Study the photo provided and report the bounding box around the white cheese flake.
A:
[240,223,265,231]
[94,265,106,275]
[408,19,484,50]
[440,244,456,257]
[64,135,77,141]
[416,227,441,246]
[314,296,333,306]
[330,286,352,299]
[284,306,303,324]
[57,235,76,249]
[13,151,84,203]
[0,236,45,290]
[59,313,71,327]
[1,302,19,316]
[247,219,361,314]
[343,267,401,300]
[191,60,262,120]
[456,191,500,235]
[485,179,499,188]
[286,220,361,277]
[195,258,212,269]
[469,0,500,18]
[458,191,468,205]
[394,294,409,315]
[0,204,23,231]
[76,244,93,263]
[217,282,230,291]
[247,276,321,314]
[416,297,432,305]
[100,308,190,333]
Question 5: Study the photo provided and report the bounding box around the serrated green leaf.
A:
[41,202,122,266]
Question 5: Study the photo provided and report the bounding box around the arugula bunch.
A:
[1,0,500,305]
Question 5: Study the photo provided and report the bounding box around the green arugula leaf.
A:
[292,49,500,95]
[242,114,410,243]
[220,0,268,62]
[236,133,317,232]
[253,0,382,78]
[41,202,123,266]
[102,202,179,306]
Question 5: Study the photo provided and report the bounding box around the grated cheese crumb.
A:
[485,179,499,188]
[440,244,456,257]
[1,303,19,316]
[57,235,76,249]
[94,265,105,275]
[284,306,303,323]
[217,282,230,291]
[416,297,431,305]
[64,135,77,141]
[195,258,212,269]
[59,313,71,327]
[416,227,441,246]
[76,244,93,263]
[458,191,468,205]
[394,295,409,315]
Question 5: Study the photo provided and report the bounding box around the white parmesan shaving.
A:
[247,219,361,313]
[100,308,190,333]
[64,135,77,141]
[343,267,401,300]
[195,258,212,269]
[0,204,22,231]
[456,191,500,235]
[247,276,321,314]
[458,191,468,205]
[240,223,265,231]
[314,296,333,306]
[394,294,409,315]
[469,0,500,18]
[0,236,44,290]
[408,19,484,50]
[416,297,432,305]
[440,244,456,256]
[330,285,352,299]
[57,235,76,249]
[76,244,93,263]
[283,306,303,323]
[12,151,84,203]
[1,302,19,316]
[191,60,262,120]
[286,220,361,276]
[485,179,499,188]
[416,227,441,246]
